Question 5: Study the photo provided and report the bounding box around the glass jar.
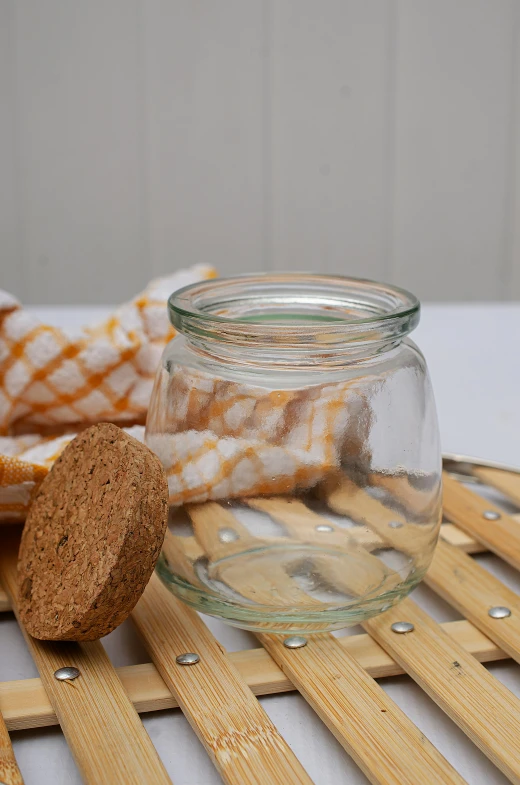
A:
[146,274,441,633]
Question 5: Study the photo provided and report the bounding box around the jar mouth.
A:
[168,273,420,361]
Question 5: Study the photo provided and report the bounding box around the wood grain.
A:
[0,712,23,785]
[132,572,313,785]
[0,529,172,785]
[439,523,483,553]
[257,631,466,785]
[248,496,382,552]
[442,471,520,570]
[426,538,520,664]
[186,501,315,608]
[247,497,398,598]
[2,469,520,783]
[364,598,520,784]
[320,473,440,559]
[472,466,520,507]
[0,619,507,733]
[161,530,205,588]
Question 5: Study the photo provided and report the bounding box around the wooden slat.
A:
[1,470,518,784]
[0,712,23,785]
[364,598,520,784]
[439,523,483,553]
[247,497,399,598]
[187,502,315,608]
[426,538,520,664]
[320,473,439,558]
[0,524,484,620]
[0,619,506,733]
[161,530,205,589]
[0,530,172,785]
[443,471,520,570]
[473,466,520,507]
[248,496,383,552]
[132,572,314,785]
[257,632,466,785]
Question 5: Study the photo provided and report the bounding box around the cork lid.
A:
[17,423,169,641]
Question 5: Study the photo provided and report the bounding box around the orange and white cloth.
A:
[147,366,370,506]
[0,265,215,521]
[1,267,370,521]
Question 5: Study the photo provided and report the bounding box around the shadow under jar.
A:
[146,274,442,633]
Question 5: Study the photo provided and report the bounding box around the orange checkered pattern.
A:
[0,265,215,521]
[146,364,370,506]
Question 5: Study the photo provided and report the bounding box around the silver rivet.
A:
[176,652,200,665]
[391,621,414,634]
[54,666,80,681]
[488,606,511,619]
[218,527,239,543]
[389,521,403,529]
[483,510,501,521]
[283,636,308,649]
[315,524,334,533]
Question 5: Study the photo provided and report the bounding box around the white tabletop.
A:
[2,303,519,785]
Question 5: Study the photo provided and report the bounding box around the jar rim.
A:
[169,272,419,330]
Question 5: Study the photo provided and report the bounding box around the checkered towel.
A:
[147,365,370,506]
[1,267,371,521]
[0,265,215,521]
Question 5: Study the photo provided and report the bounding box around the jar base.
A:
[156,548,424,634]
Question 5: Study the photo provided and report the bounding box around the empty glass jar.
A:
[146,274,442,633]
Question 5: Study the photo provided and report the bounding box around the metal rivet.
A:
[488,606,511,619]
[315,524,334,533]
[283,636,308,649]
[388,521,403,529]
[391,621,415,634]
[218,527,239,543]
[54,666,80,681]
[176,652,200,665]
[483,510,501,521]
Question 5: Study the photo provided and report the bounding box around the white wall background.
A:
[1,0,519,304]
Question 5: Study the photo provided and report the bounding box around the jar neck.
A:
[168,274,420,368]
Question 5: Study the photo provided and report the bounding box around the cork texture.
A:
[17,423,169,641]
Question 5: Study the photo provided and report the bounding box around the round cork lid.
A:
[17,423,169,641]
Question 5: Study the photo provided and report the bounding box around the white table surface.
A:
[2,303,520,785]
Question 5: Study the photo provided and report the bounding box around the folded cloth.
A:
[146,364,372,506]
[0,266,372,521]
[0,265,215,521]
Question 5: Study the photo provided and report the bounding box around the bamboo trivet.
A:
[256,631,465,784]
[443,471,520,570]
[132,571,313,785]
[186,502,462,782]
[1,471,520,783]
[364,599,520,784]
[472,467,520,507]
[0,529,172,785]
[0,618,507,732]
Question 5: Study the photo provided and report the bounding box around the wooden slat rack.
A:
[2,467,520,784]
